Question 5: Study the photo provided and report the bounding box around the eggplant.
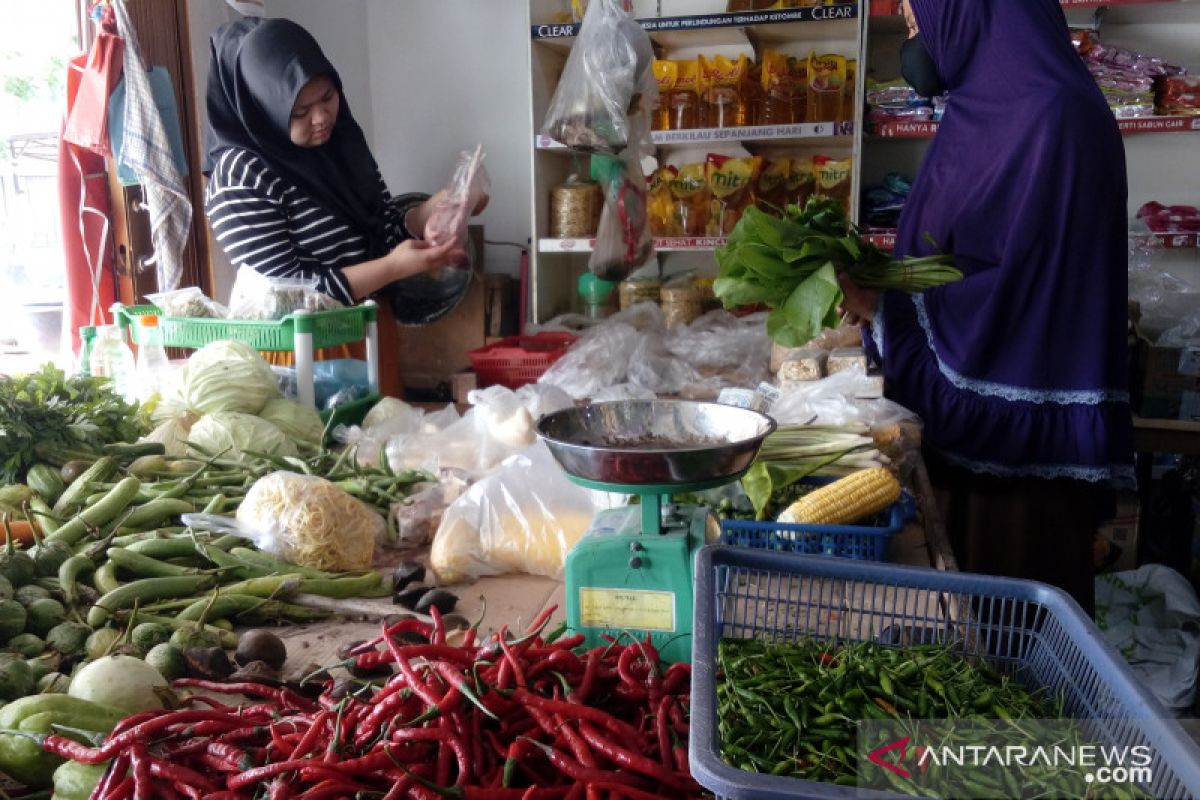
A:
[391,562,426,592]
[393,584,430,610]
[414,589,458,615]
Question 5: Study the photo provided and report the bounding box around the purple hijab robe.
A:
[870,0,1135,485]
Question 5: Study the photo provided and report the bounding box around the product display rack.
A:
[527,1,1198,321]
[526,0,865,322]
[860,0,1200,265]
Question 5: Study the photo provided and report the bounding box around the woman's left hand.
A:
[836,272,879,326]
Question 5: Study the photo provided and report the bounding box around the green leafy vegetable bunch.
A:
[0,364,146,483]
[714,197,962,346]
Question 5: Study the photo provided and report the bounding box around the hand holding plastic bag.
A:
[425,144,490,253]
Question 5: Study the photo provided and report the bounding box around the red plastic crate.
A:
[467,332,577,389]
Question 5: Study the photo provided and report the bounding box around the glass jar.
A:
[618,276,662,310]
[660,282,702,327]
[550,177,603,239]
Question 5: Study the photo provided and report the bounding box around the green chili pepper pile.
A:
[717,638,1065,784]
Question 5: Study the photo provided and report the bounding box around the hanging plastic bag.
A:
[541,0,655,154]
[589,141,654,281]
[425,144,489,254]
[63,5,124,157]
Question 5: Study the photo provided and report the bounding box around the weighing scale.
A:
[536,400,775,664]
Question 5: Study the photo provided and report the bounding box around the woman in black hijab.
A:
[203,16,481,397]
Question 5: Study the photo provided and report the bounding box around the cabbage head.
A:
[258,399,325,449]
[188,411,297,461]
[184,340,280,415]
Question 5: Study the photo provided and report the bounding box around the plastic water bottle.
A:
[89,325,136,399]
[134,314,170,402]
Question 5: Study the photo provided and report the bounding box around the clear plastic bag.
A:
[228,266,344,321]
[429,442,601,583]
[389,469,471,549]
[1128,238,1200,339]
[589,130,655,281]
[146,286,229,319]
[537,322,641,400]
[541,0,656,154]
[771,365,922,432]
[183,472,383,572]
[425,144,489,253]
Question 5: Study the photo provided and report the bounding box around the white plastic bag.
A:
[538,322,641,399]
[425,144,489,253]
[771,365,920,430]
[146,286,229,319]
[541,0,656,154]
[1095,565,1200,715]
[228,266,343,320]
[429,442,601,583]
[390,469,471,548]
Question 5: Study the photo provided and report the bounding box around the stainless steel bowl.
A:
[536,400,776,487]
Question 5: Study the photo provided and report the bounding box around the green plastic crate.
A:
[114,304,377,352]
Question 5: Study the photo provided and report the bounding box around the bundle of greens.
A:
[0,364,146,484]
[714,197,962,346]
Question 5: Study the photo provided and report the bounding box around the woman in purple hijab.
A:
[840,0,1134,614]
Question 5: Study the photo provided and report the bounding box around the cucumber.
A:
[45,477,142,546]
[118,498,195,530]
[107,548,204,579]
[87,575,218,628]
[51,457,115,517]
[25,464,65,505]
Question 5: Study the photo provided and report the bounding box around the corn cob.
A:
[776,467,901,526]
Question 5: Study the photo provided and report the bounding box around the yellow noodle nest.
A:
[238,472,381,572]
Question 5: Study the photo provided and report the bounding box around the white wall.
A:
[365,0,532,277]
[188,0,533,296]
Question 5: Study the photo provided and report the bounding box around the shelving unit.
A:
[526,0,864,322]
[860,0,1200,300]
[526,0,1199,321]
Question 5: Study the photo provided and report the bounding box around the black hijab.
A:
[203,17,389,257]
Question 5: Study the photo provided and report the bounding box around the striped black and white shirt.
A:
[204,148,427,304]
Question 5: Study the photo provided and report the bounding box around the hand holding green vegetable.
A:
[714,197,962,346]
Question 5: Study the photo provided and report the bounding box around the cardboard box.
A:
[451,371,477,406]
[1095,491,1139,573]
[1134,339,1200,420]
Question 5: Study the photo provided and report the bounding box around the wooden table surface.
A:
[272,458,952,680]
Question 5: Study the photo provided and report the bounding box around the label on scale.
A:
[578,587,676,632]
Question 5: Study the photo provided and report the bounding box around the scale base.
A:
[564,503,714,664]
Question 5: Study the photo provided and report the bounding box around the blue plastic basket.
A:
[720,478,915,561]
[689,545,1200,800]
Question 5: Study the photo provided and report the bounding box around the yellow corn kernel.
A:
[777,467,901,526]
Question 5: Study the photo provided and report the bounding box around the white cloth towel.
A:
[111,0,192,292]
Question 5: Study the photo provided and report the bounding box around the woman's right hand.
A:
[387,237,467,280]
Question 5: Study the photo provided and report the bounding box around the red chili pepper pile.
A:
[44,606,705,799]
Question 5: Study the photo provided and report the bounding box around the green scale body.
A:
[562,477,725,665]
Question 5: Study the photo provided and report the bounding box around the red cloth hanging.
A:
[58,7,122,355]
[62,5,123,156]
